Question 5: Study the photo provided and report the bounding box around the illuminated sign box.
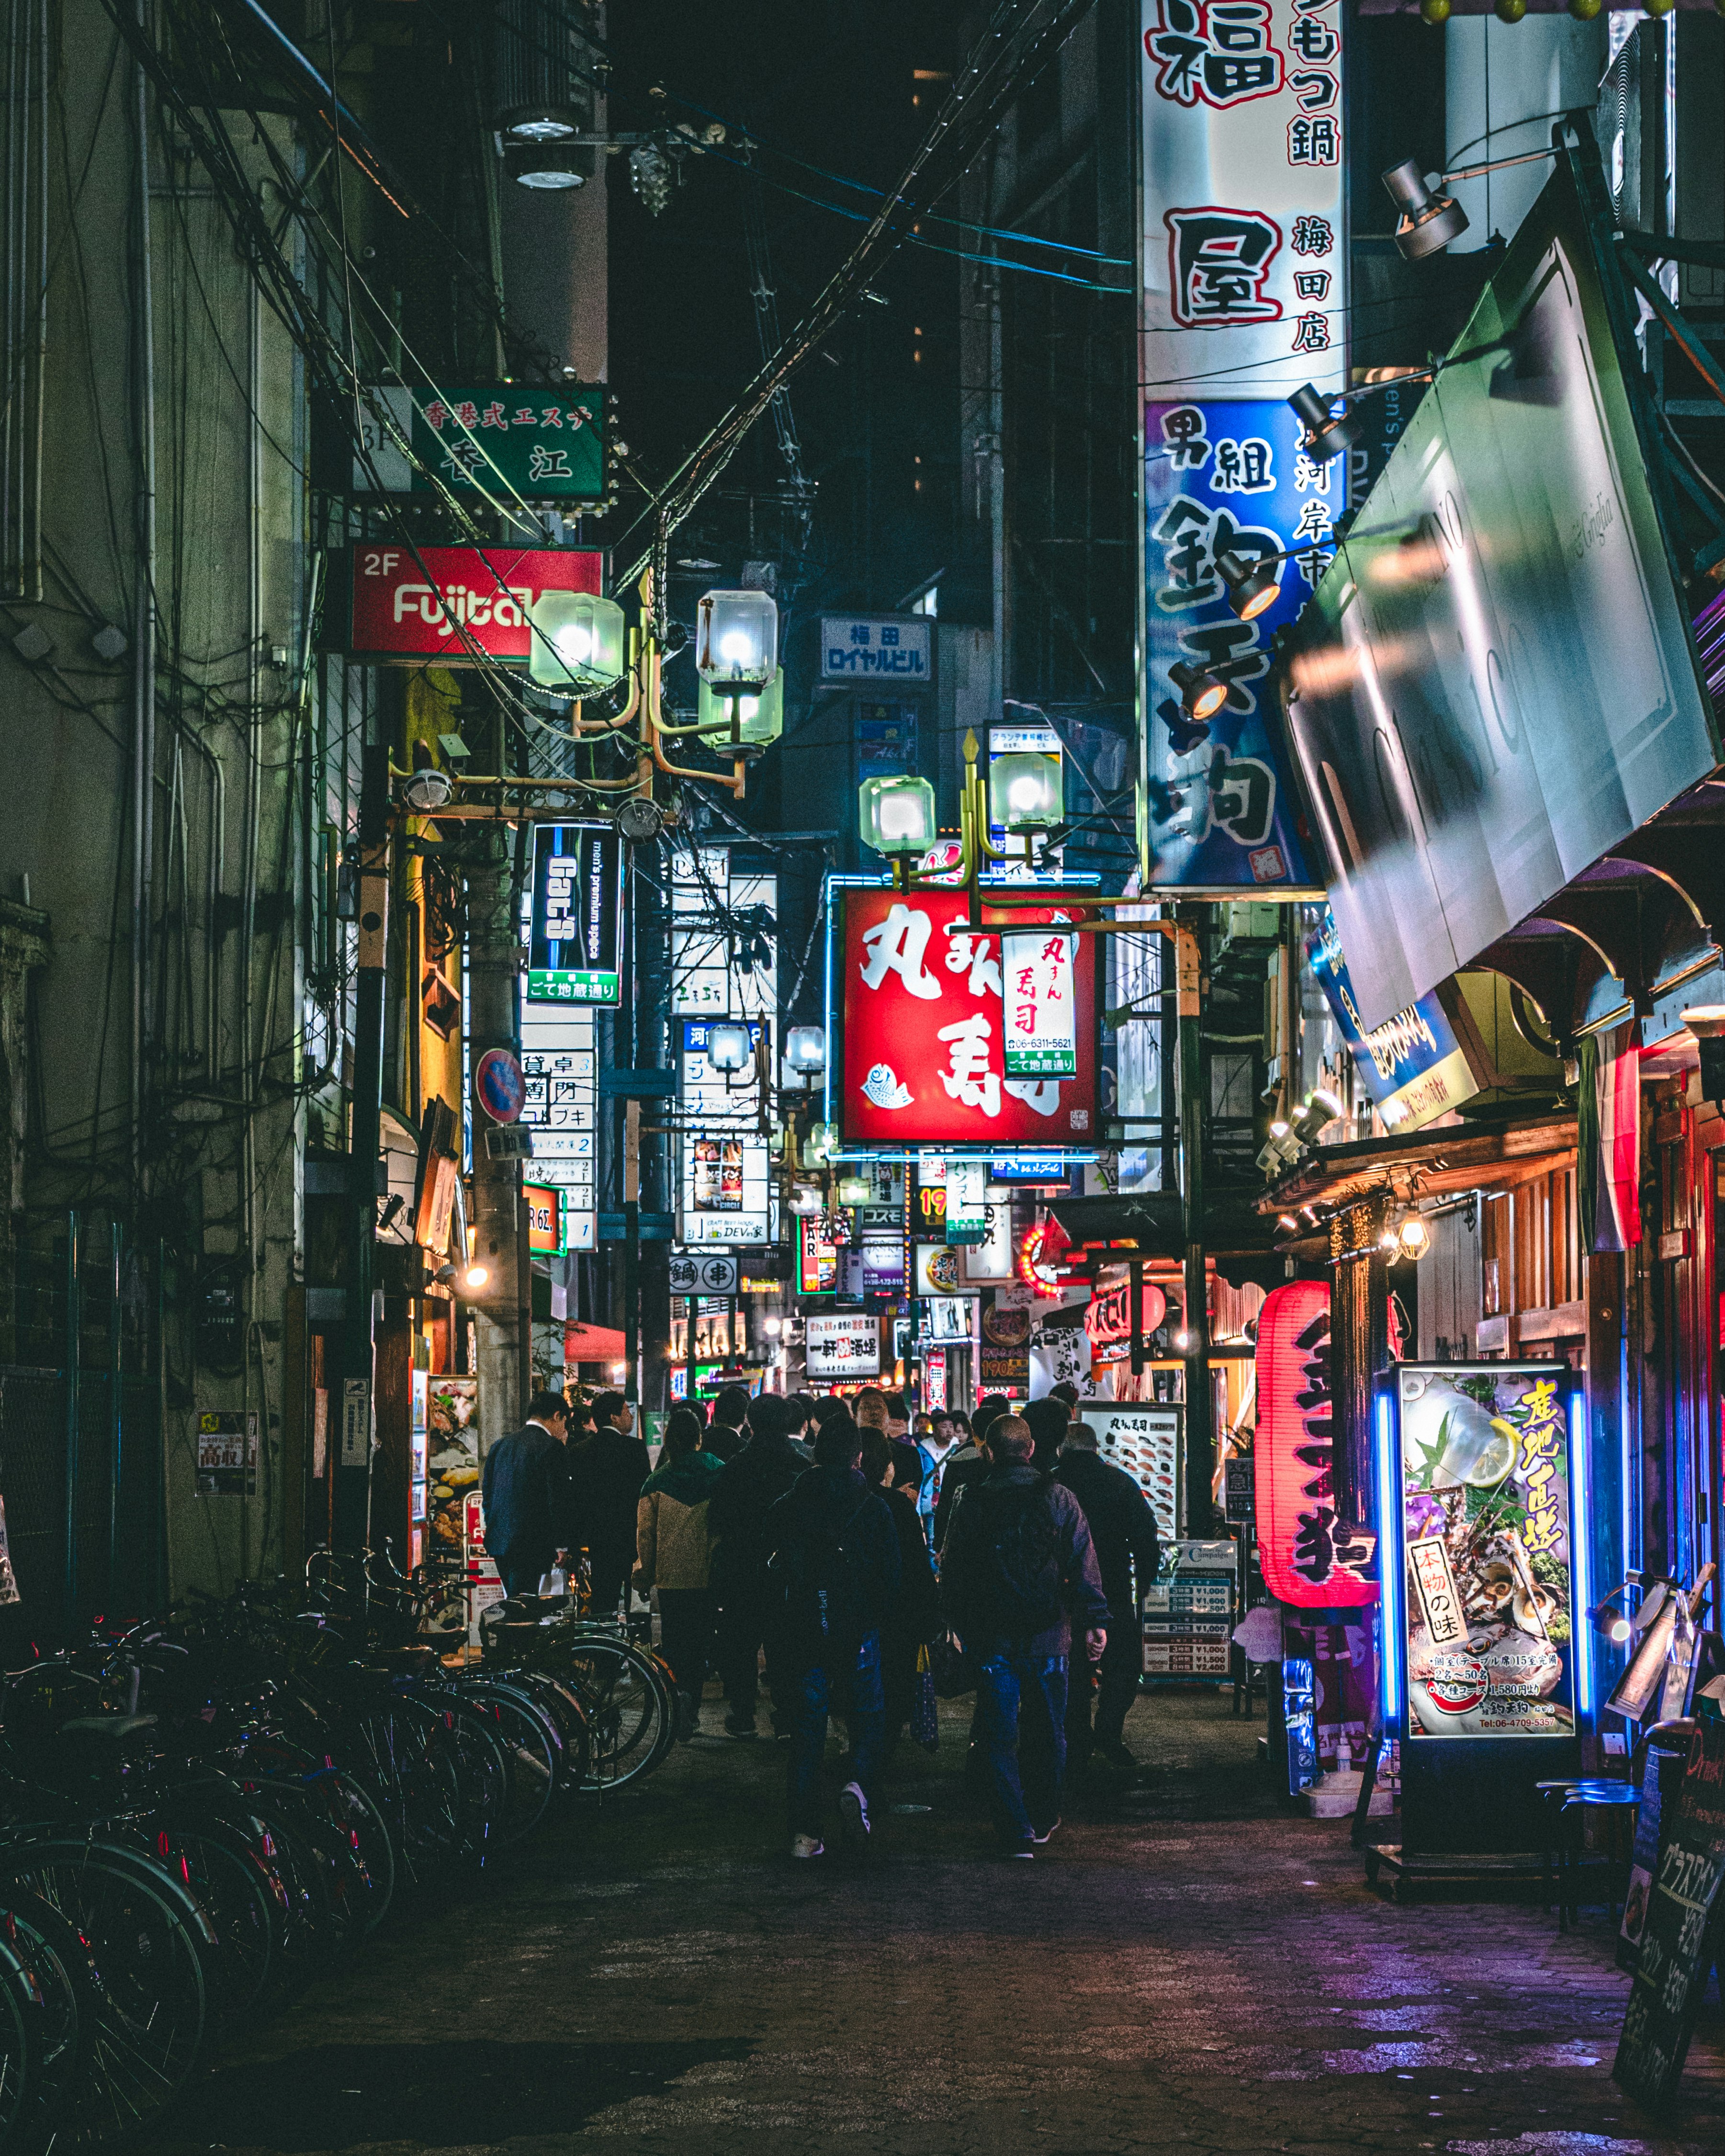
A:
[324,545,604,667]
[528,825,624,1006]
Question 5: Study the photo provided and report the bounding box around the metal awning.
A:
[1255,1111,1578,1220]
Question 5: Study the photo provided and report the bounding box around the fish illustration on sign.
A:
[861,1063,913,1110]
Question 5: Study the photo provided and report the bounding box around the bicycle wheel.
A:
[4,1891,91,2152]
[560,1637,673,1790]
[0,1841,210,2142]
[451,1677,562,1838]
[515,1671,593,1791]
[0,1928,37,2149]
[139,1818,279,2026]
[344,1698,466,1886]
[412,1688,511,1858]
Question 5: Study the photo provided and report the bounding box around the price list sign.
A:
[1614,1716,1725,2112]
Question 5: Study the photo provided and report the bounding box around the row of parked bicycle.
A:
[0,1550,676,2147]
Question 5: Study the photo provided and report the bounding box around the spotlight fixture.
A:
[435,1259,491,1292]
[1169,660,1229,722]
[1381,158,1470,262]
[1287,384,1362,465]
[1398,1213,1432,1260]
[1586,1578,1668,1646]
[1216,547,1283,622]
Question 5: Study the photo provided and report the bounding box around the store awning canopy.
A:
[1257,1111,1578,1221]
[564,1322,628,1364]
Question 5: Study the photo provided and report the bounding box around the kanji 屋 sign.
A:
[329,545,603,666]
[354,384,606,501]
[839,889,1098,1147]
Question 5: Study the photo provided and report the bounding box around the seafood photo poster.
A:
[1396,1364,1576,1741]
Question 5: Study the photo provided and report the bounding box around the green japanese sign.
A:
[354,384,605,502]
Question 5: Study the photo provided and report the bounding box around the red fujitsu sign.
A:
[839,888,1098,1147]
[337,545,603,665]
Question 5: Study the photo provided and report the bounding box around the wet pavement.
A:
[165,1688,1725,2155]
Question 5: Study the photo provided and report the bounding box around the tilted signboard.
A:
[1306,908,1477,1134]
[839,889,1099,1148]
[353,383,606,501]
[326,545,604,666]
[1284,148,1719,1030]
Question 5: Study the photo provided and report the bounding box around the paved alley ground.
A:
[161,1689,1725,2156]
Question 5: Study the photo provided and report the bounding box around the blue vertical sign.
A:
[1143,396,1325,892]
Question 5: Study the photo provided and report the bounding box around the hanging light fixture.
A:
[858,774,938,858]
[1287,384,1363,465]
[1216,548,1284,622]
[1381,158,1470,262]
[988,746,1064,833]
[697,668,784,746]
[706,1022,752,1075]
[1169,660,1229,722]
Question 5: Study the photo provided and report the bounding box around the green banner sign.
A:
[355,384,605,502]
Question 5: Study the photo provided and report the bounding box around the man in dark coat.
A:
[703,1384,752,1464]
[940,1414,1109,1857]
[480,1390,575,1599]
[863,1435,941,1759]
[932,1394,1014,1555]
[763,1415,901,1859]
[1055,1421,1161,1769]
[567,1389,652,1617]
[709,1392,810,1738]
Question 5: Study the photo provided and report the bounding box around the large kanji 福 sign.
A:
[839,889,1099,1147]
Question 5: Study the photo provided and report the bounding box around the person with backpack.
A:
[939,1413,1109,1859]
[763,1413,902,1859]
[708,1392,809,1740]
[1055,1420,1161,1771]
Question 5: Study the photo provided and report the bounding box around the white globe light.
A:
[1008,773,1043,813]
[555,624,593,664]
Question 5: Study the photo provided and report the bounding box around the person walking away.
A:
[635,1408,725,1739]
[709,1392,808,1739]
[1024,1397,1071,1475]
[764,1414,900,1858]
[704,1384,752,1464]
[861,1434,940,1760]
[567,1390,651,1619]
[940,1414,1109,1858]
[1055,1421,1160,1770]
[933,1395,1014,1555]
[480,1390,576,1599]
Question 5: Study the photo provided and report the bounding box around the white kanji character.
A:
[937,1014,1000,1116]
[1003,1078,1061,1116]
[1294,452,1332,494]
[858,903,943,1000]
[943,921,1001,998]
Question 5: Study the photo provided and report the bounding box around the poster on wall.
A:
[1086,1403,1182,1542]
[1391,1362,1581,1741]
[840,889,1098,1147]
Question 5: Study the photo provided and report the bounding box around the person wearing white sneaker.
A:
[791,1834,824,1859]
[838,1780,870,1848]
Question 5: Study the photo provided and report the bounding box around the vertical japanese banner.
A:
[1000,927,1078,1077]
[1139,0,1344,893]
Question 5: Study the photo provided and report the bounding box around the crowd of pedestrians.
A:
[480,1380,1159,1862]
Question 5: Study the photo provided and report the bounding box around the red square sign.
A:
[342,544,603,664]
[840,888,1099,1146]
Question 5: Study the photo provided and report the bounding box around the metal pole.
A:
[64,1210,79,1632]
[1176,912,1215,1532]
[623,1097,641,1413]
[108,1217,123,1602]
[1129,1257,1145,1381]
[130,25,157,1197]
[334,745,390,1550]
[470,821,526,1453]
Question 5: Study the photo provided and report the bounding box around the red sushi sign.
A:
[839,888,1100,1146]
[1254,1281,1376,1610]
[330,544,604,665]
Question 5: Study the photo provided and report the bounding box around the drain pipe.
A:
[131,15,158,1195]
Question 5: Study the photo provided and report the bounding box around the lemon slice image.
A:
[1463,1418,1521,1487]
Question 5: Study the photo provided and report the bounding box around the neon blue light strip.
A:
[1375,1391,1405,1732]
[1569,1386,1595,1729]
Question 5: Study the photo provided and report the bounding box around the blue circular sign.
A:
[475,1047,525,1124]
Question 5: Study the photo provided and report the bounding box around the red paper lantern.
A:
[1253,1281,1375,1609]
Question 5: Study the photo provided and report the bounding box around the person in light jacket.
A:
[636,1408,725,1739]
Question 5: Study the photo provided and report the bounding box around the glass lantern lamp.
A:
[988,748,1063,833]
[784,1025,826,1078]
[706,1022,753,1075]
[858,774,937,858]
[529,590,627,692]
[698,668,784,746]
[695,589,778,691]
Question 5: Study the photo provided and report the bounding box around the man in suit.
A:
[568,1389,653,1617]
[1055,1421,1161,1769]
[480,1389,575,1599]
